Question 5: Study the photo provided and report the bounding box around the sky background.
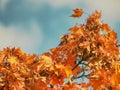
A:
[0,0,120,54]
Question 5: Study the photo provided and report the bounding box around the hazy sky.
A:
[0,0,120,54]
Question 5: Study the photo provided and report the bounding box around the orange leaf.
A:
[71,8,83,18]
[99,36,106,43]
[110,30,117,39]
[102,24,111,31]
[25,55,35,65]
[64,83,80,90]
[73,66,81,77]
[93,10,101,18]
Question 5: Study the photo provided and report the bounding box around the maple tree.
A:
[0,8,120,90]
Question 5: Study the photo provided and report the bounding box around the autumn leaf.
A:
[69,26,79,33]
[81,88,87,90]
[40,55,53,68]
[34,80,46,90]
[102,24,111,31]
[93,10,101,18]
[55,64,72,79]
[7,56,19,66]
[64,83,80,90]
[110,73,119,86]
[14,48,25,56]
[110,30,117,39]
[99,36,106,43]
[71,8,83,18]
[69,26,84,36]
[65,68,72,79]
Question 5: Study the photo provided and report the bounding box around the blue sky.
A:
[0,0,120,54]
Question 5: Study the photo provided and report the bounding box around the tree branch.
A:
[72,57,83,71]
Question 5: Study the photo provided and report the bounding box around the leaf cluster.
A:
[0,8,120,90]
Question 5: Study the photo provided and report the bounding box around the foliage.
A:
[0,8,120,90]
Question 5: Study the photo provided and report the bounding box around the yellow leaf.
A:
[81,88,87,90]
[65,68,72,79]
[37,55,53,71]
[55,64,72,79]
[110,73,119,86]
[7,56,19,66]
[87,46,90,53]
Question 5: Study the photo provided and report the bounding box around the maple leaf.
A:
[40,55,53,68]
[14,48,25,57]
[71,8,83,18]
[22,54,36,65]
[102,24,111,31]
[69,26,84,36]
[55,64,72,79]
[110,30,117,39]
[34,80,47,90]
[93,10,101,18]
